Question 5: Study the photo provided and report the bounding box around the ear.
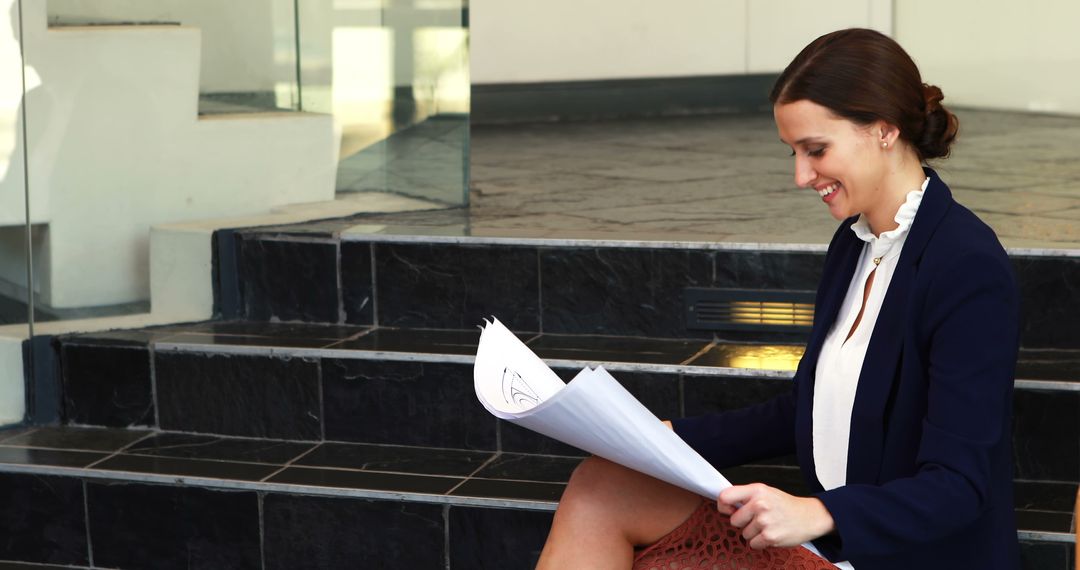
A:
[875,120,902,149]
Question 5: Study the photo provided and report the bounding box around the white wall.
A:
[896,0,1080,115]
[470,0,892,83]
[46,0,285,94]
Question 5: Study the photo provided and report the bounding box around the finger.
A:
[741,517,764,544]
[729,503,756,528]
[718,484,757,507]
[715,500,735,516]
[748,531,773,550]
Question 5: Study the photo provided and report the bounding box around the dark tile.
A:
[1015,348,1080,382]
[1012,389,1079,482]
[713,251,825,291]
[126,433,313,464]
[450,478,565,502]
[63,329,166,346]
[0,473,88,566]
[0,447,107,468]
[158,333,337,350]
[0,562,93,569]
[322,359,496,449]
[449,507,553,570]
[0,427,34,444]
[61,342,153,428]
[1020,541,1071,570]
[341,242,375,325]
[682,374,795,417]
[0,426,149,452]
[1014,480,1079,513]
[237,236,339,323]
[87,482,260,570]
[540,248,712,338]
[529,334,707,365]
[1014,510,1074,534]
[474,454,582,483]
[296,442,492,476]
[498,420,587,457]
[267,466,462,494]
[155,351,321,440]
[329,327,497,356]
[374,243,540,330]
[685,343,805,372]
[94,454,279,481]
[263,494,444,570]
[165,320,368,340]
[1012,256,1080,348]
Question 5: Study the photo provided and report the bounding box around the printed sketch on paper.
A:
[501,367,541,409]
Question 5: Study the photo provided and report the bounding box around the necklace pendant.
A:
[873,256,882,266]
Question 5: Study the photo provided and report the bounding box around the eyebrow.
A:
[780,137,827,146]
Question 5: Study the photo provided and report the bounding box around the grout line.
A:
[679,339,717,366]
[370,242,379,327]
[445,453,502,496]
[259,442,323,483]
[83,479,94,568]
[336,240,346,324]
[443,504,451,570]
[84,431,159,470]
[536,248,543,333]
[258,492,267,570]
[316,359,326,441]
[148,343,160,428]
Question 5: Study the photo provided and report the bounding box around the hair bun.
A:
[917,83,958,160]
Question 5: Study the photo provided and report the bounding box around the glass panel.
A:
[300,0,470,206]
[0,0,31,330]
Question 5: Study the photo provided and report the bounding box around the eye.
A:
[808,147,826,158]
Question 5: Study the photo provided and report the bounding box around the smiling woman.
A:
[536,28,1021,570]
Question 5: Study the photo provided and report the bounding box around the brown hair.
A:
[770,28,958,160]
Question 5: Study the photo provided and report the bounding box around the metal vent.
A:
[685,288,815,332]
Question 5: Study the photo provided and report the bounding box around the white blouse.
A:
[813,177,930,492]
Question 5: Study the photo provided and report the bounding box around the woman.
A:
[536,28,1020,569]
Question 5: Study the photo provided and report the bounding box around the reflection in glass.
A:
[0,0,30,328]
[716,345,805,372]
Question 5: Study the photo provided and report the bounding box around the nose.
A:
[793,155,816,188]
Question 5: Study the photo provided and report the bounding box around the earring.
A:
[881,141,888,149]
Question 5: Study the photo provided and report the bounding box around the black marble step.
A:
[217,227,1080,349]
[0,426,1074,570]
[43,322,1080,487]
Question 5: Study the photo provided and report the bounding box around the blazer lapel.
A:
[844,167,954,484]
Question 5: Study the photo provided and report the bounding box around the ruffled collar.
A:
[850,177,930,259]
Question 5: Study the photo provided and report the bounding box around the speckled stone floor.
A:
[443,109,1080,249]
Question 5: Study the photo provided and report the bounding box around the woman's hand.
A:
[717,484,835,549]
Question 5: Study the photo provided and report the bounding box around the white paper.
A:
[473,317,838,567]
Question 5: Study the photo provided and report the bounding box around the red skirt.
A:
[632,500,836,570]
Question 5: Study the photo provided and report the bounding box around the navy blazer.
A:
[673,168,1021,568]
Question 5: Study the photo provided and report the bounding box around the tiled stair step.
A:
[0,426,1074,570]
[53,322,1079,486]
[220,226,1080,349]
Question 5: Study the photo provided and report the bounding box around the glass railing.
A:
[0,0,469,333]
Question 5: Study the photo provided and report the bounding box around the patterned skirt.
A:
[632,500,837,570]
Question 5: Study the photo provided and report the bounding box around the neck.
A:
[865,153,926,237]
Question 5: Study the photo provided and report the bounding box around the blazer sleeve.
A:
[815,249,1019,560]
[671,384,797,470]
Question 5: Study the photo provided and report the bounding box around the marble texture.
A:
[321,359,497,449]
[0,426,149,452]
[296,442,493,476]
[87,482,260,570]
[1011,256,1080,348]
[340,242,375,325]
[448,507,553,570]
[126,433,313,464]
[155,351,321,440]
[60,342,154,428]
[266,466,463,494]
[473,454,582,483]
[1012,389,1080,482]
[0,473,88,566]
[374,243,540,331]
[1019,541,1075,570]
[94,454,279,482]
[236,235,340,323]
[540,247,713,338]
[262,494,445,570]
[530,334,706,365]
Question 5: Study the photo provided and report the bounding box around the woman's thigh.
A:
[557,456,704,546]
